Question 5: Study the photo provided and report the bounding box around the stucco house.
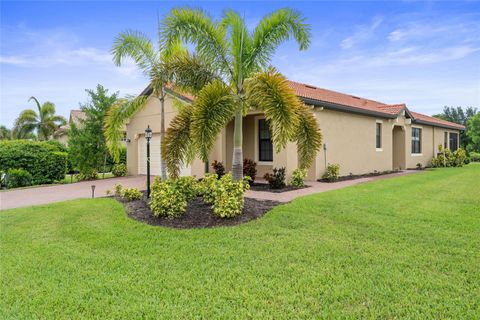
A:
[54,110,86,145]
[124,81,464,180]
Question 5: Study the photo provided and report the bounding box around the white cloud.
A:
[340,16,383,49]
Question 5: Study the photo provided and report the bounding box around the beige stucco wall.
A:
[126,94,461,180]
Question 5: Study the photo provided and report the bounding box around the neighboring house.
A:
[54,110,87,145]
[125,81,464,180]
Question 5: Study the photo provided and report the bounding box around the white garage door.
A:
[138,134,191,176]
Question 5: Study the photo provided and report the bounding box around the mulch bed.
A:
[248,182,309,193]
[318,170,403,183]
[118,194,281,229]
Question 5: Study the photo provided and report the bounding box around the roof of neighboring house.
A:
[288,81,465,130]
[55,110,87,136]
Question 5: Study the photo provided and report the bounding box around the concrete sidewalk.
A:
[246,170,419,202]
[0,176,149,210]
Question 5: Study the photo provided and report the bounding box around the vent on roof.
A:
[305,85,317,89]
[350,95,361,99]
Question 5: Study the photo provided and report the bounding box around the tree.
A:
[0,126,12,140]
[104,30,188,180]
[160,8,322,179]
[69,85,119,178]
[13,97,66,140]
[467,113,480,152]
[433,106,478,148]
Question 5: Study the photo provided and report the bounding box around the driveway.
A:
[0,176,148,210]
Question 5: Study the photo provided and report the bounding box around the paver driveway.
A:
[0,176,148,210]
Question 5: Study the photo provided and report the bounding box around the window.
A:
[376,123,382,149]
[449,132,458,151]
[444,132,448,149]
[411,127,422,154]
[258,119,273,162]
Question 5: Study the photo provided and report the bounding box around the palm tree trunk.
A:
[159,94,168,180]
[232,109,243,181]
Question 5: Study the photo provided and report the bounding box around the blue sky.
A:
[1,1,479,127]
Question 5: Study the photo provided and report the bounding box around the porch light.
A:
[145,125,152,198]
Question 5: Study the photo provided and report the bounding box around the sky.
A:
[1,1,479,127]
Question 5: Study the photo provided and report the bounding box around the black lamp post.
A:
[145,125,153,198]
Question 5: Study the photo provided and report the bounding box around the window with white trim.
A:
[411,127,422,154]
[258,119,273,162]
[376,122,382,149]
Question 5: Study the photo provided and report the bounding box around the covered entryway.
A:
[392,125,406,170]
[137,133,191,176]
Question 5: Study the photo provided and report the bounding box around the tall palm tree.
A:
[104,30,204,180]
[13,97,66,141]
[160,8,322,179]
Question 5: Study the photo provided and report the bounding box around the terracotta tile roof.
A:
[410,112,465,130]
[287,80,464,130]
[69,110,86,126]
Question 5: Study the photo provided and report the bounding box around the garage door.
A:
[138,134,191,176]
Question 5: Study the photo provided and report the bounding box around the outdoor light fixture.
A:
[91,185,96,198]
[145,125,152,198]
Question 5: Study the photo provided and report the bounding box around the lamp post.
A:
[145,125,153,198]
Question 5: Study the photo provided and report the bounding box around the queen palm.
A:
[13,97,66,141]
[160,8,322,179]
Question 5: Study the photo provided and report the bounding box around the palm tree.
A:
[13,97,66,141]
[104,30,202,180]
[160,8,322,179]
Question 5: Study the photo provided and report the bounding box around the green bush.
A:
[122,188,142,201]
[76,170,98,181]
[149,177,188,218]
[469,152,480,162]
[211,160,225,178]
[431,147,467,168]
[6,168,33,188]
[112,163,127,177]
[290,168,307,187]
[198,173,219,204]
[264,167,286,189]
[174,176,198,201]
[0,140,67,185]
[114,183,123,197]
[243,158,257,183]
[211,173,250,218]
[322,163,340,182]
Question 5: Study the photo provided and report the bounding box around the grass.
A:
[1,165,479,319]
[60,172,114,184]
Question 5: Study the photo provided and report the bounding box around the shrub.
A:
[105,189,112,196]
[149,177,187,218]
[114,183,123,197]
[211,160,225,178]
[122,187,142,201]
[6,168,33,188]
[416,163,423,170]
[290,168,307,187]
[76,170,98,181]
[198,173,218,204]
[112,163,127,177]
[243,158,257,183]
[322,163,340,182]
[0,140,67,185]
[174,176,198,200]
[211,173,250,218]
[469,152,480,162]
[264,167,286,189]
[431,147,467,168]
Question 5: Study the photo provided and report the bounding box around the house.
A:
[124,81,464,180]
[54,110,86,145]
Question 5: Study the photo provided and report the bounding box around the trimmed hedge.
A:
[0,140,67,185]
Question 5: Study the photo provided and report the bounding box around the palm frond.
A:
[111,30,157,76]
[104,95,148,161]
[191,80,236,161]
[295,104,322,169]
[246,68,300,151]
[160,8,232,79]
[220,10,253,86]
[161,100,195,178]
[248,8,310,71]
[28,96,42,114]
[165,52,219,95]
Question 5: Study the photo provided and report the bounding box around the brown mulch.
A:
[318,170,403,183]
[118,195,281,229]
[248,182,309,193]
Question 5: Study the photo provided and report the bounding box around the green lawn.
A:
[61,172,114,184]
[1,165,479,319]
